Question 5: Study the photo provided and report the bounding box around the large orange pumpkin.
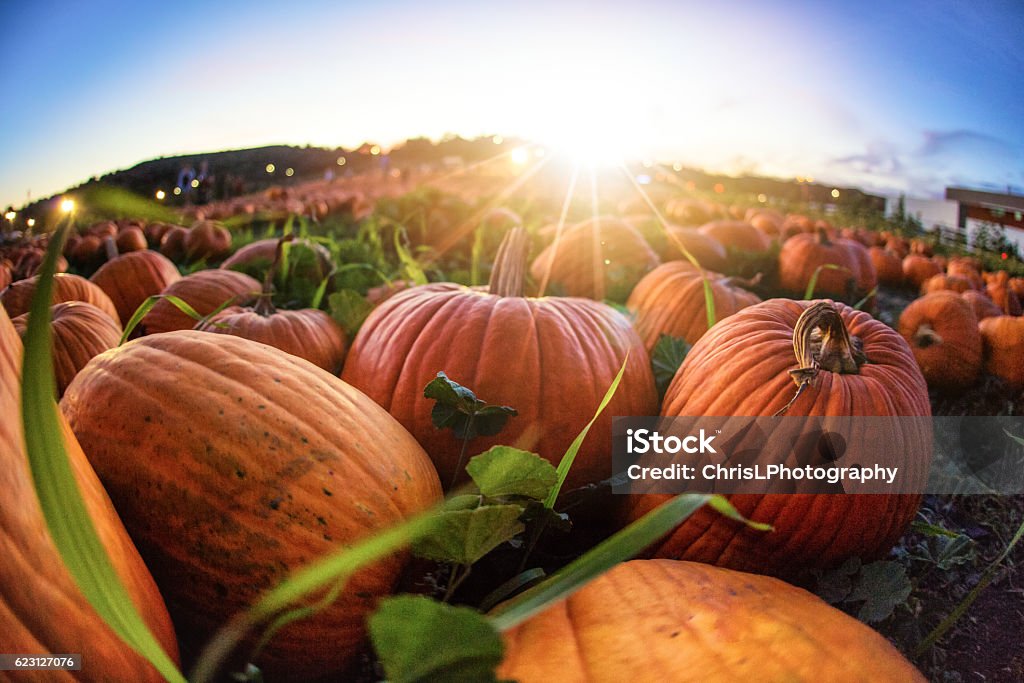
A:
[0,299,179,680]
[897,292,981,392]
[627,261,760,350]
[978,316,1024,390]
[498,560,924,683]
[530,217,661,300]
[12,302,122,398]
[621,299,930,576]
[90,250,181,325]
[778,229,876,301]
[2,272,119,321]
[139,269,260,335]
[60,331,442,680]
[344,228,658,491]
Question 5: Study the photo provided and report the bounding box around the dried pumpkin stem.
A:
[912,323,943,348]
[488,227,529,298]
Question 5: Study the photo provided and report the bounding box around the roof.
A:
[945,187,1024,213]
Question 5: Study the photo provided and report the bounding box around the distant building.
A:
[886,188,1024,252]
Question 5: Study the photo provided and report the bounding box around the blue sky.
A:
[2,0,1021,208]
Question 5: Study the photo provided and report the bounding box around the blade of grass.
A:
[119,294,236,344]
[21,222,185,683]
[853,286,878,311]
[803,263,848,300]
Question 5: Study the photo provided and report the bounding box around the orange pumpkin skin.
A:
[498,560,925,683]
[530,217,661,300]
[115,226,148,253]
[627,262,760,350]
[985,271,1022,316]
[60,331,442,680]
[659,226,728,271]
[779,230,876,299]
[902,255,941,289]
[869,246,904,287]
[978,316,1024,390]
[921,273,972,295]
[139,269,260,335]
[961,290,1003,321]
[946,260,984,290]
[898,292,982,392]
[0,304,179,681]
[159,226,189,261]
[198,306,348,373]
[698,220,771,253]
[220,237,332,283]
[2,273,120,322]
[184,221,232,262]
[90,250,181,325]
[342,282,658,490]
[12,302,122,398]
[621,299,930,576]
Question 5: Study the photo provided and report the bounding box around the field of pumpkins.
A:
[1,166,1023,683]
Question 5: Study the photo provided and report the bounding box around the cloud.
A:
[918,129,1015,159]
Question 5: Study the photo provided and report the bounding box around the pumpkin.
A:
[921,273,972,295]
[184,221,232,262]
[68,234,105,268]
[115,226,148,253]
[885,236,909,257]
[664,198,712,225]
[621,300,930,576]
[869,246,904,287]
[0,260,10,290]
[697,220,771,253]
[978,316,1024,390]
[143,222,176,247]
[344,228,658,491]
[961,290,1003,321]
[658,226,728,271]
[627,262,761,350]
[197,238,347,373]
[2,272,119,321]
[530,217,661,300]
[220,237,333,286]
[909,239,933,256]
[0,300,179,680]
[90,250,181,325]
[985,271,1022,316]
[945,262,984,290]
[1009,277,1024,301]
[901,255,941,289]
[498,560,925,683]
[60,331,442,680]
[897,292,981,391]
[139,269,259,335]
[159,226,189,261]
[778,229,876,301]
[12,302,122,398]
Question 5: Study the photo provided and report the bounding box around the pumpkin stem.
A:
[254,235,293,316]
[815,227,832,246]
[912,323,943,348]
[721,272,763,289]
[488,227,529,298]
[774,301,866,416]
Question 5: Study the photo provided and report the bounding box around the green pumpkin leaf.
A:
[651,334,690,399]
[424,373,517,440]
[327,289,373,337]
[369,596,505,683]
[412,505,525,565]
[847,561,912,623]
[466,447,557,500]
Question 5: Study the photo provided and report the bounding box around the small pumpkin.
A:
[627,261,760,350]
[961,290,1003,321]
[921,273,972,295]
[901,255,942,289]
[697,219,771,253]
[2,272,119,321]
[897,292,982,392]
[61,331,442,680]
[621,300,930,576]
[12,302,122,398]
[159,226,189,261]
[184,220,232,262]
[658,226,728,271]
[869,246,904,287]
[985,271,1022,316]
[139,269,260,335]
[220,237,333,286]
[530,217,661,300]
[498,560,925,683]
[978,316,1024,390]
[778,229,876,301]
[115,226,148,253]
[90,250,181,325]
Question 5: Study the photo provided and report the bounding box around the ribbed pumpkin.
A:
[658,226,728,270]
[978,316,1024,390]
[2,272,119,321]
[627,262,761,351]
[90,250,181,325]
[12,302,122,398]
[962,290,1003,321]
[778,229,876,300]
[498,560,924,683]
[698,220,771,253]
[344,229,658,490]
[869,246,904,287]
[530,217,661,300]
[184,221,232,262]
[0,300,179,680]
[197,238,347,373]
[921,273,972,295]
[139,269,260,335]
[901,255,941,289]
[620,299,930,576]
[897,292,981,392]
[60,331,442,680]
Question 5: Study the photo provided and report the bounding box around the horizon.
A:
[2,0,1022,209]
